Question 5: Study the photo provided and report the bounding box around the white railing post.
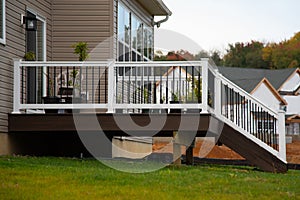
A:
[12,59,21,114]
[278,110,286,161]
[214,73,222,116]
[201,59,208,113]
[107,60,115,113]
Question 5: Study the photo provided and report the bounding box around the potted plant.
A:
[42,72,60,114]
[56,42,88,110]
[169,92,182,113]
[186,78,213,113]
[58,69,80,100]
[186,78,202,113]
[142,87,150,113]
[72,41,89,61]
[24,51,36,61]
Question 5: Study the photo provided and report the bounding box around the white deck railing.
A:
[13,59,212,113]
[12,58,286,161]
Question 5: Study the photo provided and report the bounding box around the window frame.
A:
[0,0,6,45]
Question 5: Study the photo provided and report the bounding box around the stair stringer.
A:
[213,115,287,173]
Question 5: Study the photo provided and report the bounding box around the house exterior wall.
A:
[280,72,300,92]
[279,70,300,115]
[0,0,52,154]
[52,0,114,61]
[286,122,300,135]
[0,0,162,155]
[51,0,154,61]
[283,96,300,115]
[252,82,281,111]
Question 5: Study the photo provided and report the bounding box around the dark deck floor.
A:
[8,113,211,137]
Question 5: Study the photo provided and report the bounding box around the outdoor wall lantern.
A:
[22,16,37,31]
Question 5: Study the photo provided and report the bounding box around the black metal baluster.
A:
[192,66,195,101]
[147,66,150,103]
[59,67,62,99]
[122,67,125,103]
[128,67,131,104]
[185,66,188,103]
[242,96,246,130]
[21,66,24,104]
[198,69,201,104]
[268,113,271,145]
[231,88,233,121]
[116,67,118,104]
[249,100,252,135]
[166,67,168,104]
[160,66,162,104]
[246,99,249,132]
[85,67,88,103]
[134,67,139,103]
[179,66,181,102]
[235,91,238,125]
[105,66,107,103]
[98,66,100,103]
[227,85,229,118]
[255,104,258,138]
[276,117,278,150]
[91,67,94,103]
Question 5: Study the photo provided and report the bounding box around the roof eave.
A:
[251,78,288,105]
[136,0,172,16]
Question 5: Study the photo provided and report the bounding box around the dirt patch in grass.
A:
[286,140,300,164]
[153,140,300,164]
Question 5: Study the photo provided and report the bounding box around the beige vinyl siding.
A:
[0,0,52,133]
[52,0,114,61]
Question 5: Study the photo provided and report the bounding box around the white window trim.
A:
[36,15,47,62]
[0,0,6,45]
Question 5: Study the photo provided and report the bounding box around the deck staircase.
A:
[207,67,287,172]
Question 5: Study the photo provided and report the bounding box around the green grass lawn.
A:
[0,156,299,200]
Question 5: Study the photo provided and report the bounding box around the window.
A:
[117,2,154,62]
[0,0,5,44]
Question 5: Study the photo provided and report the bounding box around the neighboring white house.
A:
[278,68,300,135]
[279,69,300,115]
[251,78,287,111]
[156,66,194,104]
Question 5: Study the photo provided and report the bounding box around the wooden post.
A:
[173,131,181,165]
[185,138,195,165]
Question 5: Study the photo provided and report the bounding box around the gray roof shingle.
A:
[217,67,296,93]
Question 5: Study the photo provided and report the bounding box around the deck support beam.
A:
[185,138,195,165]
[173,131,181,166]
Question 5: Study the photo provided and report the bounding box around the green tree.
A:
[209,50,223,66]
[262,32,300,69]
[223,41,269,68]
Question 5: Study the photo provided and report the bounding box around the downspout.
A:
[153,15,169,28]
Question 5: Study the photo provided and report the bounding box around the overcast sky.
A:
[154,0,300,54]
